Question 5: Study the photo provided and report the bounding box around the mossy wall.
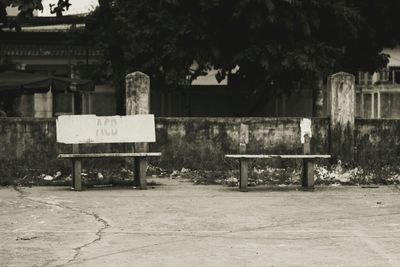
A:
[355,118,400,166]
[4,117,398,171]
[0,117,330,170]
[152,117,330,169]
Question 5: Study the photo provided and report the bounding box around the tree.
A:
[83,0,400,116]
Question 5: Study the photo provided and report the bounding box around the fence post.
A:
[327,72,355,162]
[126,71,150,189]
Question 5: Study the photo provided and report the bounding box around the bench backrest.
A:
[56,114,156,144]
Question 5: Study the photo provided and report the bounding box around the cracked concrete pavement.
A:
[1,178,400,267]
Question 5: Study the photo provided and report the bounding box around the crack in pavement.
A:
[66,236,196,265]
[13,186,110,267]
[11,186,400,266]
[58,208,109,267]
[66,209,400,265]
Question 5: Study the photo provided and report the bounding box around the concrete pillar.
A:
[126,72,150,115]
[126,72,150,151]
[125,71,150,188]
[327,72,355,162]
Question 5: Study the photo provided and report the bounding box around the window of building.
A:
[380,69,390,82]
[358,72,373,85]
[389,67,400,84]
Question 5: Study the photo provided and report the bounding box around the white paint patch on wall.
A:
[300,118,312,144]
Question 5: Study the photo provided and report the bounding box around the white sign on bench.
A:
[56,114,156,144]
[56,114,161,191]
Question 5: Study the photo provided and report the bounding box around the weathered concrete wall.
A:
[0,117,330,170]
[0,118,59,168]
[152,117,330,169]
[4,117,400,171]
[355,118,400,166]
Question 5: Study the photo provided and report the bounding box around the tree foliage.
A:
[100,0,398,91]
[79,0,400,114]
[49,0,71,17]
[3,1,400,115]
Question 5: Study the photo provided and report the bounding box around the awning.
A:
[0,71,95,93]
[0,71,52,93]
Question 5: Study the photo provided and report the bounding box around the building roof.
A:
[0,44,102,57]
[2,23,85,32]
[2,15,86,32]
[3,14,86,27]
[0,15,103,56]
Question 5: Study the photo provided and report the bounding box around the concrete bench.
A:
[225,153,331,191]
[56,114,161,191]
[225,120,330,191]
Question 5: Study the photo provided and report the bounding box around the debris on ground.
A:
[16,235,38,241]
[92,184,112,188]
[361,185,379,188]
[181,167,190,173]
[170,170,181,178]
[10,166,167,187]
[42,175,54,181]
[5,162,400,187]
[54,171,62,179]
[65,175,72,182]
[226,176,238,186]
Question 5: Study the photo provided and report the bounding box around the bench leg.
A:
[134,157,147,190]
[72,159,82,191]
[239,159,249,192]
[302,159,314,189]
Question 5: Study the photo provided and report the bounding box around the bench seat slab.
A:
[58,152,162,159]
[225,154,331,159]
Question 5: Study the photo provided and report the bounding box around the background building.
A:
[0,13,116,117]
